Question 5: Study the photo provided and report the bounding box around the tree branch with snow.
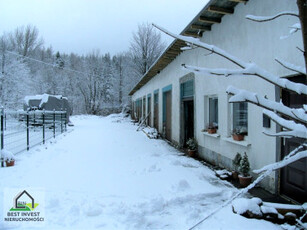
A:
[275,58,306,75]
[226,86,307,125]
[153,24,307,95]
[262,110,307,139]
[254,144,307,174]
[153,4,307,227]
[245,11,299,22]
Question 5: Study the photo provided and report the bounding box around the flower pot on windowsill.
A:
[232,134,245,141]
[207,128,217,134]
[238,174,252,187]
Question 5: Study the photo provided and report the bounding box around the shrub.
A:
[239,152,250,177]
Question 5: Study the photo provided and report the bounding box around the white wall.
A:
[131,0,303,192]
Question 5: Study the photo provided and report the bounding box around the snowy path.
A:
[0,115,281,229]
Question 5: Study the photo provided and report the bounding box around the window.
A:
[147,94,152,126]
[143,97,146,118]
[233,102,248,134]
[209,97,218,128]
[153,90,159,130]
[205,96,218,130]
[181,80,194,99]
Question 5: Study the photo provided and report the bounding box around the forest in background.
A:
[0,23,165,114]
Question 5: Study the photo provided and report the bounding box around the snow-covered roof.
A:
[129,0,243,96]
[24,94,66,107]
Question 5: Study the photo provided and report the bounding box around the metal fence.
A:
[0,108,67,155]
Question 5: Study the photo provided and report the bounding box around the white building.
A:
[130,0,306,203]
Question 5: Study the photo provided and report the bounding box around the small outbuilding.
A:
[24,94,72,122]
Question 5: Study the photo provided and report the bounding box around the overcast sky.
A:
[0,0,208,56]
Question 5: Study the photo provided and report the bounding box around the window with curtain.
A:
[209,97,218,128]
[233,102,248,134]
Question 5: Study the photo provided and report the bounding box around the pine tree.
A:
[239,152,250,177]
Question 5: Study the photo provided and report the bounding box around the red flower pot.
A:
[6,160,15,167]
[187,149,196,157]
[232,171,239,180]
[208,128,217,134]
[238,175,252,187]
[232,134,244,141]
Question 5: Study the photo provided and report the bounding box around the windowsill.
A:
[201,131,220,138]
[222,137,251,147]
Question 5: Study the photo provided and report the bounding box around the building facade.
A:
[130,0,306,203]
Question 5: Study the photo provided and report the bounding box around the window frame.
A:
[232,101,248,136]
[204,95,219,130]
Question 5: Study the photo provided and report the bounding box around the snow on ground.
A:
[0,114,281,230]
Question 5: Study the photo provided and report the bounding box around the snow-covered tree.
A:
[239,153,250,177]
[55,51,65,69]
[0,24,162,114]
[0,34,33,109]
[113,53,137,109]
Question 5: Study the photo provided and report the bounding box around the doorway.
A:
[180,79,194,146]
[280,75,306,203]
[147,95,151,126]
[163,90,172,141]
[153,92,159,130]
[183,100,194,146]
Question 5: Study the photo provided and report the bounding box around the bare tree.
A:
[9,25,43,57]
[130,22,166,78]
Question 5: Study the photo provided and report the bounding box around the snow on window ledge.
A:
[222,137,251,147]
[201,131,220,138]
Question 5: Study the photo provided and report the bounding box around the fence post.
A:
[65,110,67,132]
[61,109,63,134]
[0,108,3,167]
[33,110,36,126]
[1,107,4,150]
[4,112,6,131]
[53,109,55,138]
[27,112,29,151]
[42,110,45,144]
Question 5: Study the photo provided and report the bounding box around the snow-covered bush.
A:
[232,152,242,171]
[232,126,247,135]
[186,138,197,151]
[0,149,15,162]
[239,152,250,177]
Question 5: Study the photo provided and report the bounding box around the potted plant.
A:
[232,152,242,179]
[0,149,15,167]
[238,152,252,187]
[232,127,247,141]
[186,138,197,157]
[206,122,218,134]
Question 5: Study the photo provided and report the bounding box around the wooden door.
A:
[154,93,159,130]
[165,91,172,141]
[280,75,306,203]
[142,97,146,120]
[147,97,151,126]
